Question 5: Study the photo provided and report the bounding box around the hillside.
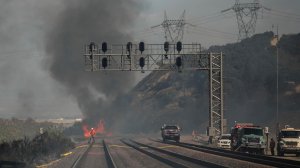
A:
[110,32,300,134]
[0,118,55,142]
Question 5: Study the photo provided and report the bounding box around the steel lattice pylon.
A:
[222,0,269,40]
[151,11,193,43]
[84,42,224,136]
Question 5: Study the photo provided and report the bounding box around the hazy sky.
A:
[134,0,300,46]
[0,0,299,119]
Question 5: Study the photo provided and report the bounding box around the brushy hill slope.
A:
[0,118,54,142]
[110,32,300,134]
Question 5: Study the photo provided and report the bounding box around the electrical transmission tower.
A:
[151,10,193,43]
[84,41,224,138]
[222,0,270,40]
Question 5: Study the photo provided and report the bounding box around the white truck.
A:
[277,127,300,156]
[217,134,231,149]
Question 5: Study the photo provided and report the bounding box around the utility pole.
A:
[222,0,270,40]
[151,10,194,43]
[270,25,280,136]
[84,41,224,138]
[276,25,279,135]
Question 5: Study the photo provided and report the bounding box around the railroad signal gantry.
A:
[84,41,224,137]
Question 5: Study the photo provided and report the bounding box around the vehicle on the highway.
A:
[161,124,181,142]
[277,127,300,156]
[217,134,231,149]
[230,123,266,154]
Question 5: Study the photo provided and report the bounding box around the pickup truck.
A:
[277,127,300,156]
[161,125,181,142]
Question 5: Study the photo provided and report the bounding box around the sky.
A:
[133,0,300,47]
[0,0,299,119]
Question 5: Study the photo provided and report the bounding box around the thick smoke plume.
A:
[45,0,142,126]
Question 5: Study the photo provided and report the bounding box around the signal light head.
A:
[139,57,145,68]
[176,41,182,53]
[127,42,132,59]
[139,42,145,54]
[164,42,169,52]
[102,42,107,53]
[176,56,182,67]
[126,42,132,52]
[89,42,95,52]
[102,57,108,68]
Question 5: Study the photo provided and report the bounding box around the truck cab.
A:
[277,128,300,156]
[231,123,266,154]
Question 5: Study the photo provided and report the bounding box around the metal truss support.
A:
[84,42,224,136]
[209,53,223,136]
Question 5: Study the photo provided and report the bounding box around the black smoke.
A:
[45,0,143,126]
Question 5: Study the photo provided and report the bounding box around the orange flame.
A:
[82,119,107,138]
[95,120,105,134]
[82,124,91,138]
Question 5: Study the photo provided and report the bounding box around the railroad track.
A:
[0,160,26,168]
[121,138,225,168]
[152,139,300,168]
[103,139,117,168]
[71,142,92,168]
[71,140,117,168]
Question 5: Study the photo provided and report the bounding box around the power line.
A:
[191,25,238,36]
[270,8,300,17]
[192,12,236,26]
[263,10,300,23]
[267,10,300,20]
[187,12,227,23]
[187,30,235,41]
[133,29,162,36]
[186,28,237,41]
